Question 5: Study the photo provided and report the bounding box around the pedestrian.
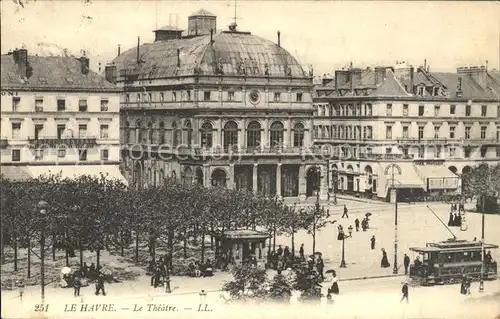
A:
[316,255,324,281]
[153,265,161,288]
[453,213,461,227]
[381,248,390,268]
[448,212,454,227]
[95,274,106,296]
[404,254,410,275]
[277,245,283,257]
[283,246,291,260]
[355,218,360,232]
[82,262,89,278]
[73,275,81,297]
[342,205,349,218]
[329,271,339,295]
[150,261,158,286]
[299,244,305,260]
[459,202,465,213]
[400,281,409,303]
[371,235,376,250]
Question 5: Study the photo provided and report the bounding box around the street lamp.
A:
[384,164,401,275]
[37,200,48,304]
[339,229,351,268]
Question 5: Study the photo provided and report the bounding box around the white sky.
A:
[1,0,499,74]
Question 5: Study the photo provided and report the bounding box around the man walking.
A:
[299,243,305,260]
[370,235,376,250]
[95,273,106,296]
[404,254,410,275]
[342,205,349,218]
[400,281,409,303]
[316,255,325,281]
[73,275,82,297]
[355,218,360,231]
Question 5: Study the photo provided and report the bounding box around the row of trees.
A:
[0,173,332,275]
[462,163,500,213]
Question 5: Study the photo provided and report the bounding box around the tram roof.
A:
[410,243,498,253]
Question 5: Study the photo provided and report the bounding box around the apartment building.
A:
[0,49,126,183]
[313,62,500,201]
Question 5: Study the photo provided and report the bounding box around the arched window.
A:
[293,122,305,147]
[172,121,180,146]
[136,120,143,143]
[211,168,227,187]
[184,120,192,147]
[201,122,213,147]
[247,121,261,148]
[159,121,165,144]
[270,121,284,147]
[223,121,238,150]
[147,122,153,144]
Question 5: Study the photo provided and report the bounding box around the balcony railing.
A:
[28,137,97,148]
[363,153,415,160]
[397,138,499,144]
[146,145,332,156]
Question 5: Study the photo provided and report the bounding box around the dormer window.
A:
[432,87,439,96]
[417,86,424,96]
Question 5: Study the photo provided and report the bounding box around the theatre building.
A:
[0,49,126,183]
[314,62,500,201]
[111,10,328,200]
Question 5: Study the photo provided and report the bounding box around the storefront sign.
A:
[427,177,459,190]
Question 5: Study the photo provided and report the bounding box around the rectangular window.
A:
[434,126,440,139]
[385,126,392,139]
[204,91,211,101]
[34,124,43,140]
[228,91,235,101]
[449,147,456,157]
[464,147,471,158]
[12,97,20,111]
[449,126,455,139]
[57,124,65,139]
[78,149,87,161]
[498,105,500,117]
[402,147,409,156]
[12,149,21,161]
[402,126,409,138]
[386,147,392,154]
[159,93,164,102]
[57,148,66,158]
[418,105,424,116]
[186,90,191,101]
[480,147,487,157]
[403,104,409,116]
[434,105,440,116]
[367,126,373,139]
[35,149,44,160]
[100,99,109,111]
[497,146,500,157]
[78,124,87,138]
[481,105,487,117]
[465,126,471,139]
[100,149,109,161]
[466,104,471,116]
[386,104,392,116]
[433,87,439,96]
[172,92,177,102]
[450,104,456,115]
[366,104,372,116]
[296,93,303,102]
[274,92,280,102]
[78,99,88,112]
[125,94,130,103]
[418,147,424,158]
[100,124,109,139]
[418,126,424,140]
[147,93,152,102]
[436,146,441,158]
[417,86,424,96]
[57,99,66,111]
[35,98,43,112]
[136,94,141,102]
[481,126,487,139]
[12,123,21,139]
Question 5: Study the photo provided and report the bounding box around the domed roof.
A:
[112,31,307,79]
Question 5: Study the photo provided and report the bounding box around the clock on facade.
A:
[249,90,260,105]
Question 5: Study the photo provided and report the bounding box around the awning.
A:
[26,165,128,186]
[386,163,425,189]
[0,166,32,181]
[415,165,459,190]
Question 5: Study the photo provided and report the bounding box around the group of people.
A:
[354,217,370,232]
[267,245,295,272]
[187,259,214,278]
[149,257,171,288]
[63,262,107,297]
[447,211,464,228]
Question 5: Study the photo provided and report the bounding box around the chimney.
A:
[374,67,386,85]
[118,44,121,56]
[210,29,214,46]
[334,70,350,89]
[277,31,281,47]
[424,59,427,71]
[457,65,487,88]
[78,56,90,75]
[456,76,463,98]
[177,49,181,67]
[136,37,140,63]
[409,66,414,94]
[13,48,29,79]
[105,63,117,83]
[322,75,333,86]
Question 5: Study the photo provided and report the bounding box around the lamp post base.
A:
[392,265,398,274]
[478,280,484,293]
[340,260,346,268]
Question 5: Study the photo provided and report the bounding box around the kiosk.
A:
[215,229,269,267]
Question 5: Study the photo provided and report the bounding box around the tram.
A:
[409,239,498,286]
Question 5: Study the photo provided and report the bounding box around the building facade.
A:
[111,10,328,200]
[313,62,500,201]
[0,49,125,182]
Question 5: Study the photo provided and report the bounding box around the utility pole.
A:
[384,164,401,275]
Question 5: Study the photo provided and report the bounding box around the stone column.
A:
[276,163,282,199]
[298,163,306,201]
[253,163,258,193]
[203,164,210,187]
[228,163,235,189]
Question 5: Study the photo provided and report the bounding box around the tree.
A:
[278,204,300,256]
[268,273,292,303]
[462,163,500,214]
[221,264,269,303]
[299,202,331,254]
[293,262,323,304]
